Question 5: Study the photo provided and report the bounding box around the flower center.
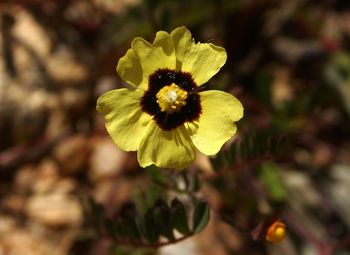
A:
[141,69,201,130]
[156,83,188,113]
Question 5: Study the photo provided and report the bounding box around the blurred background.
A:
[0,0,350,254]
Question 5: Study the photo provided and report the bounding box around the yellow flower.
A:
[97,26,243,170]
[266,220,286,243]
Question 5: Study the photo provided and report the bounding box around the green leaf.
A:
[143,209,160,243]
[259,162,287,201]
[192,201,210,233]
[121,208,142,241]
[153,200,174,240]
[146,165,166,184]
[170,199,191,235]
[209,129,285,170]
[134,167,165,213]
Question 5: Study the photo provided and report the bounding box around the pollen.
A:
[156,83,188,113]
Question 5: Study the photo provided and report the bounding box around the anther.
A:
[156,83,188,113]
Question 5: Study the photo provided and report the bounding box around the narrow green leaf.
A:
[121,209,142,241]
[209,129,284,170]
[192,202,210,233]
[144,209,159,243]
[146,165,166,184]
[170,199,191,235]
[134,215,147,242]
[153,200,174,241]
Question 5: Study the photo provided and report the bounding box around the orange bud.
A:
[266,220,286,243]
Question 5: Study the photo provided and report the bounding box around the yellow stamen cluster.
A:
[156,83,188,113]
[266,220,286,243]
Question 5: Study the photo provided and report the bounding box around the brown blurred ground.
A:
[1,1,350,255]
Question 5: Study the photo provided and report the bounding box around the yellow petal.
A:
[137,122,196,170]
[97,88,152,151]
[186,90,243,155]
[181,42,227,86]
[131,31,176,88]
[170,26,194,71]
[116,48,146,90]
